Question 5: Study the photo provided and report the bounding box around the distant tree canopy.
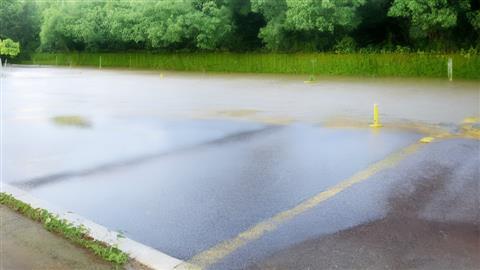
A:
[251,0,366,50]
[39,0,235,51]
[0,0,478,54]
[388,0,478,49]
[0,0,39,56]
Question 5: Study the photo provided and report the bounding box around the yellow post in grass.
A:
[370,103,383,128]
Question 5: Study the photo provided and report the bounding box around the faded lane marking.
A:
[460,116,480,139]
[323,117,452,138]
[178,142,424,269]
[462,117,479,124]
[324,116,480,141]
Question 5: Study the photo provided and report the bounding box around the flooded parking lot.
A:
[1,66,479,269]
[3,66,479,125]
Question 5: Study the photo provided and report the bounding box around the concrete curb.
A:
[0,183,189,270]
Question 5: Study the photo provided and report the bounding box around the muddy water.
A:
[2,66,479,125]
[6,65,476,182]
[6,65,475,188]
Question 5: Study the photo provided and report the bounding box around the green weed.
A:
[0,193,129,266]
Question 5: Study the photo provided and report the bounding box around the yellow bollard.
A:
[369,103,383,128]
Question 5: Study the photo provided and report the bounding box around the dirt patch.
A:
[0,205,114,270]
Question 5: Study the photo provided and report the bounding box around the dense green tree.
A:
[105,1,146,49]
[2,0,478,54]
[72,1,117,50]
[388,1,463,41]
[388,0,480,49]
[40,1,123,51]
[0,38,21,59]
[467,6,480,32]
[250,0,288,50]
[353,0,410,49]
[284,0,366,32]
[141,0,233,50]
[251,0,366,51]
[39,0,234,51]
[40,4,78,51]
[222,0,265,51]
[0,0,40,53]
[389,0,457,34]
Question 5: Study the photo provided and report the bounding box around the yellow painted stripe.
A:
[462,116,479,124]
[180,142,424,269]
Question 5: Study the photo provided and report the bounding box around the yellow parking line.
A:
[179,142,424,269]
[460,116,480,139]
[462,116,479,124]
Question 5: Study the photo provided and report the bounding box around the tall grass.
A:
[26,52,480,79]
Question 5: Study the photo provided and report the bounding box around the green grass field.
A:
[25,52,480,80]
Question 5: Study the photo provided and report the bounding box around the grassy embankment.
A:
[25,52,480,80]
[0,193,128,266]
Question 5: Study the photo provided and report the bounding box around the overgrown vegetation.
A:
[28,51,480,79]
[0,192,129,266]
[1,0,479,79]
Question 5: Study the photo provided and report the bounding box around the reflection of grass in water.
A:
[52,115,91,128]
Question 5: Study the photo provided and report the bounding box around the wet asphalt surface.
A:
[2,66,479,269]
[15,124,420,260]
[243,139,480,270]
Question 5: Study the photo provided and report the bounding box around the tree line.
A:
[1,0,479,56]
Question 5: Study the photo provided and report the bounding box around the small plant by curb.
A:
[0,192,128,266]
